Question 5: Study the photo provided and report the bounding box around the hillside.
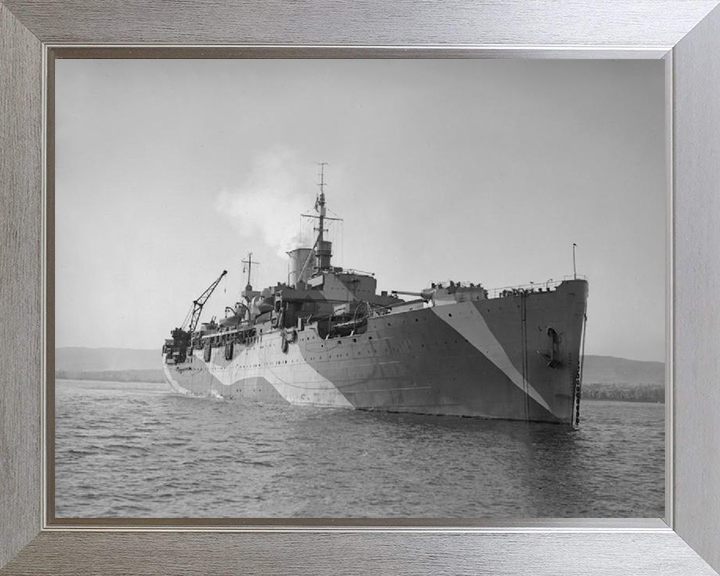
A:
[55,347,161,372]
[581,355,665,386]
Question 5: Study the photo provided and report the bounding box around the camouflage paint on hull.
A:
[164,280,588,424]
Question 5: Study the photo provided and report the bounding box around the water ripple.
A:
[55,379,664,518]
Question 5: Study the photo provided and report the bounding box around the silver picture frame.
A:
[2,1,720,574]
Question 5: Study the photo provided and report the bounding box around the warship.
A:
[163,169,589,425]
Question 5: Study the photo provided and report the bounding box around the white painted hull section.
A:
[189,331,352,408]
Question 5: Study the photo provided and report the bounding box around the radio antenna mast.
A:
[318,162,328,194]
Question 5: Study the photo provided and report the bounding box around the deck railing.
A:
[484,275,587,299]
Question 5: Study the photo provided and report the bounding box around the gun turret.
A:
[392,289,436,302]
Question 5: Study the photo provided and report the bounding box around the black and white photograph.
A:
[54,58,665,519]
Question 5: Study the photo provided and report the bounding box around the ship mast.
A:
[314,163,342,271]
[242,252,258,290]
[297,164,344,279]
[316,162,328,247]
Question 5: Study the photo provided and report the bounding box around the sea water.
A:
[55,379,664,518]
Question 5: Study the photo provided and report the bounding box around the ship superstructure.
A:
[163,169,588,425]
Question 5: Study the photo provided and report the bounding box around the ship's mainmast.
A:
[296,164,343,281]
[316,162,328,246]
[312,163,341,271]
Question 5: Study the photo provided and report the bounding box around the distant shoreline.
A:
[581,383,664,404]
[55,369,165,384]
[55,371,666,404]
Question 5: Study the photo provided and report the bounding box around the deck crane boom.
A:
[164,270,227,365]
[182,270,228,334]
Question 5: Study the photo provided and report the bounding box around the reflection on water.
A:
[55,380,664,518]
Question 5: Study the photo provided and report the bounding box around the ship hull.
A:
[164,280,588,424]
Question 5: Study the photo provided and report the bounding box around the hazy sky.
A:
[56,59,665,360]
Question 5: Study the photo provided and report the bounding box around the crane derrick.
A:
[183,270,228,334]
[163,270,227,365]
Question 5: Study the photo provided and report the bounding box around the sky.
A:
[55,59,666,361]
